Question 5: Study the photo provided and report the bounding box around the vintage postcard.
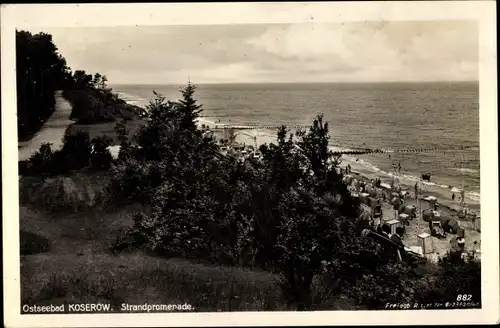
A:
[2,2,498,327]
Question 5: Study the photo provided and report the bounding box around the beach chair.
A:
[373,204,383,219]
[418,232,434,254]
[398,213,410,226]
[473,216,481,232]
[387,219,402,235]
[431,220,443,235]
[359,193,370,205]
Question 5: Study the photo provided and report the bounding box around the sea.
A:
[110,82,480,204]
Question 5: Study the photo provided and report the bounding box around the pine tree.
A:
[178,82,202,131]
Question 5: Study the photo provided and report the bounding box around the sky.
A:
[36,20,478,84]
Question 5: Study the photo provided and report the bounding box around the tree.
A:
[92,73,108,90]
[100,75,108,89]
[135,92,179,161]
[92,73,103,89]
[16,30,69,140]
[296,114,332,191]
[177,82,203,131]
[73,70,93,89]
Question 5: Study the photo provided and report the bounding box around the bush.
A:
[108,159,163,205]
[20,230,51,255]
[63,88,143,124]
[22,132,115,176]
[343,261,428,309]
[418,251,481,306]
[90,136,113,170]
[25,143,55,176]
[59,131,93,171]
[31,177,95,212]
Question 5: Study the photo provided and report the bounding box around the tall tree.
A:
[177,82,203,131]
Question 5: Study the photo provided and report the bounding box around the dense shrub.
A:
[419,251,481,306]
[343,261,428,309]
[25,143,55,176]
[23,132,113,176]
[59,132,93,171]
[63,88,144,124]
[90,136,114,170]
[108,159,164,204]
[20,230,51,255]
[32,177,95,212]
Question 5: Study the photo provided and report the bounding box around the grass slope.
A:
[20,197,355,312]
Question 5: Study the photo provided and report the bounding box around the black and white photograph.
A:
[2,2,498,327]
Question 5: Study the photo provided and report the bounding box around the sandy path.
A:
[18,91,74,162]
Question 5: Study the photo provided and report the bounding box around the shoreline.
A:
[342,156,480,217]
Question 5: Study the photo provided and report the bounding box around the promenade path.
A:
[18,91,74,162]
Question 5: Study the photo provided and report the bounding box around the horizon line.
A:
[109,80,479,86]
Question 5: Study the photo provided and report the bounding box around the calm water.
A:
[111,82,480,201]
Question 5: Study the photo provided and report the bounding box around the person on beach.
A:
[457,237,466,252]
[450,235,466,262]
[431,224,446,239]
[452,193,455,201]
[372,215,381,233]
[414,183,418,200]
[390,227,405,248]
[347,164,351,173]
[381,223,391,238]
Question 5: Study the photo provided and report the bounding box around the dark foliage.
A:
[90,136,114,170]
[63,88,145,124]
[23,132,113,176]
[419,251,481,305]
[20,230,50,255]
[16,30,70,141]
[16,29,145,141]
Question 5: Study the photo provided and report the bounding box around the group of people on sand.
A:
[376,223,406,248]
[344,164,352,174]
[391,160,402,174]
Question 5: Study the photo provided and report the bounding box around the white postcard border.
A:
[2,2,498,327]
